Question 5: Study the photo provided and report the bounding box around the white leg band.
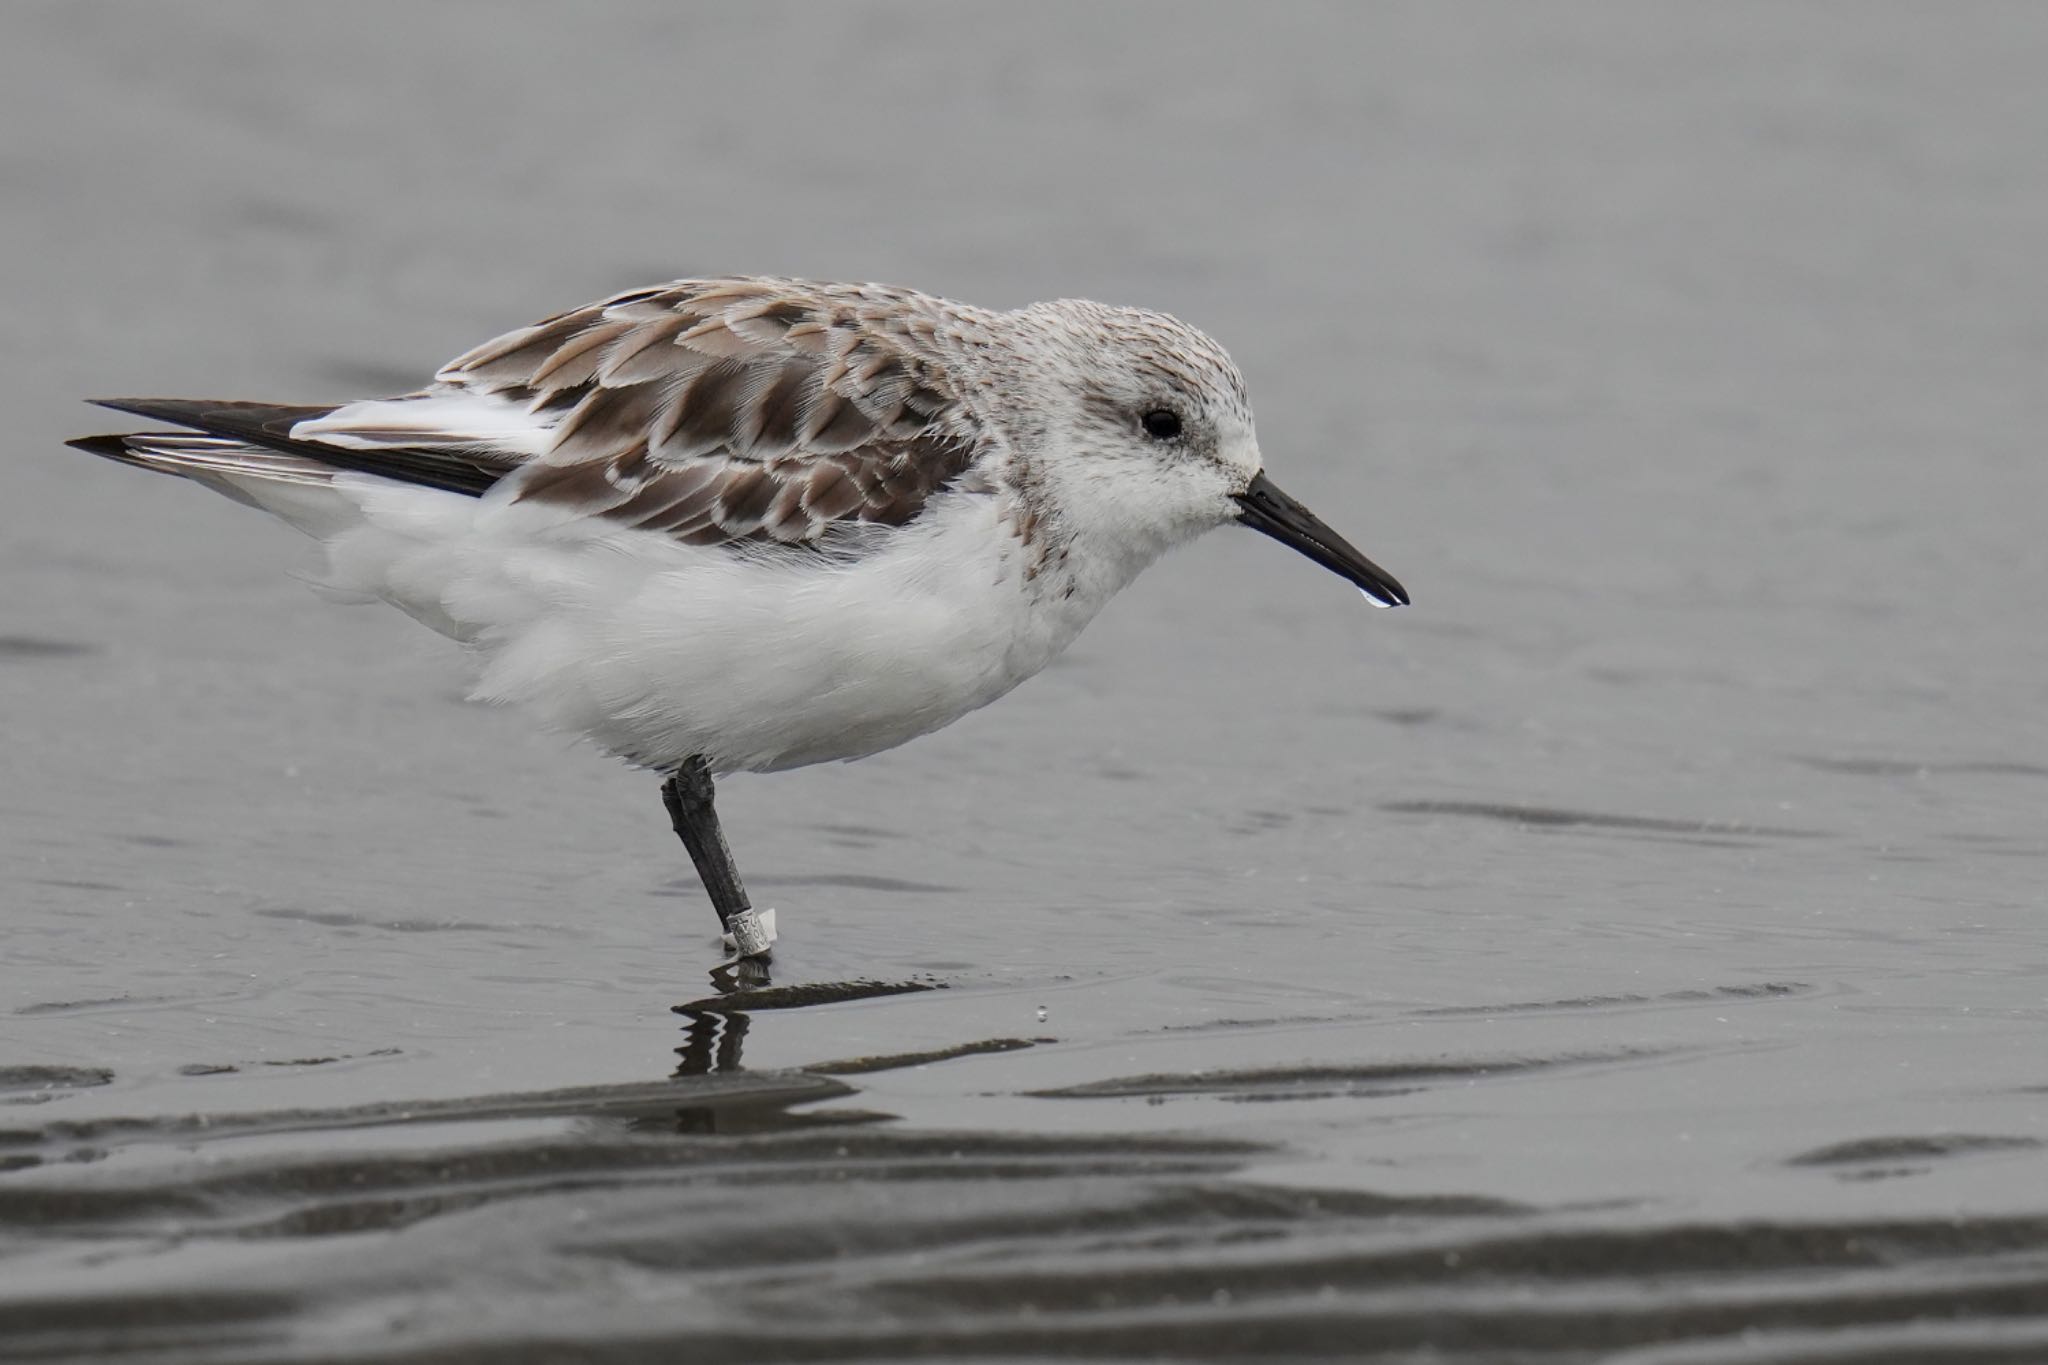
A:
[721,907,777,957]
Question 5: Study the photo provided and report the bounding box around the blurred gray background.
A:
[4,3,2048,1358]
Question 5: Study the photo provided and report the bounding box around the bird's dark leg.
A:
[662,758,771,959]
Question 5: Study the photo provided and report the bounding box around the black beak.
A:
[1233,472,1409,607]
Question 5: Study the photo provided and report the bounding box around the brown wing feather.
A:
[436,277,988,548]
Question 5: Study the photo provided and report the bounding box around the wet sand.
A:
[4,3,2048,1360]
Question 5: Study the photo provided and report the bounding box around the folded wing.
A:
[82,277,993,549]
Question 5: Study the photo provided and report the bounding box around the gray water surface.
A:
[4,4,2047,1360]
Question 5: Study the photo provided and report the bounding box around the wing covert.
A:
[429,277,986,546]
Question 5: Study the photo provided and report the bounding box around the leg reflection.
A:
[673,1008,750,1077]
[708,955,773,994]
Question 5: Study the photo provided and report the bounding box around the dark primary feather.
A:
[86,398,511,497]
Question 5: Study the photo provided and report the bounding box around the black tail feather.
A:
[65,433,145,463]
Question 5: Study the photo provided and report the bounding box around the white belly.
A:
[319,481,1094,773]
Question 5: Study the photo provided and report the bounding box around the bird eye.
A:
[1140,408,1183,442]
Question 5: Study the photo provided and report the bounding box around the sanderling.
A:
[71,276,1406,961]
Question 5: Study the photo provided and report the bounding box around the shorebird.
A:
[71,277,1406,959]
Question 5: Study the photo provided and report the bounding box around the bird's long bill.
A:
[1233,472,1409,608]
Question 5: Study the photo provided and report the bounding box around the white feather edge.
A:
[291,389,555,459]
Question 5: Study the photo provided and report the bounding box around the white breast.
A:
[314,479,1099,773]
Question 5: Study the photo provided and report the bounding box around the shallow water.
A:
[4,3,2048,1360]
